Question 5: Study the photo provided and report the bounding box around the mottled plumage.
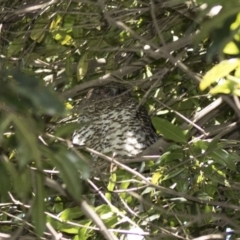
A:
[72,83,158,157]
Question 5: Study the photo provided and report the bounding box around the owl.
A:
[72,82,158,157]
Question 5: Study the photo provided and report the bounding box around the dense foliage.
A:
[1,0,240,239]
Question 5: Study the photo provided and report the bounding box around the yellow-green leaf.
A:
[152,172,161,184]
[60,207,83,221]
[210,79,234,94]
[107,173,116,192]
[223,41,240,55]
[50,14,62,30]
[77,53,88,81]
[200,59,240,90]
[61,34,73,45]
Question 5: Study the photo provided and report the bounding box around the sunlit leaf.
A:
[152,172,161,184]
[61,34,74,45]
[107,173,116,192]
[60,207,83,220]
[58,225,79,234]
[209,79,235,94]
[223,41,240,54]
[50,14,62,30]
[77,53,88,81]
[200,59,240,90]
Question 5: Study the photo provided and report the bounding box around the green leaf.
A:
[65,56,74,79]
[12,114,41,168]
[46,215,61,230]
[14,169,32,199]
[205,138,220,152]
[32,172,46,237]
[77,220,92,240]
[11,70,65,115]
[119,179,131,200]
[53,196,64,213]
[30,19,47,43]
[50,14,62,30]
[152,117,187,143]
[95,205,118,227]
[192,139,208,150]
[58,225,79,234]
[0,160,11,199]
[63,15,75,29]
[60,207,83,221]
[0,115,12,143]
[211,149,236,170]
[200,59,240,90]
[106,173,116,201]
[7,36,25,57]
[55,122,81,138]
[107,173,116,192]
[158,148,184,164]
[73,26,83,38]
[195,8,240,61]
[3,162,32,200]
[162,168,185,181]
[44,146,88,200]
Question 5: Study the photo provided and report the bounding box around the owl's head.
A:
[86,82,130,100]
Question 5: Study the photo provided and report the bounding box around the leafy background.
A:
[1,0,240,239]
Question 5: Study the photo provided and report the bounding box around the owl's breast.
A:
[72,103,157,157]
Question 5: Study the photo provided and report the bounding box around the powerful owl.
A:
[72,82,158,157]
